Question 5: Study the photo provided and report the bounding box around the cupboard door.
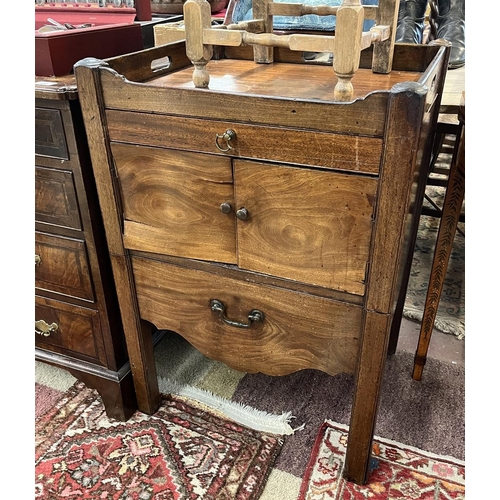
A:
[234,160,377,295]
[112,143,237,264]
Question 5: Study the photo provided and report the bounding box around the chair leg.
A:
[413,122,464,380]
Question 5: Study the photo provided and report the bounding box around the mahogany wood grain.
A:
[36,296,105,364]
[234,160,376,294]
[35,231,94,302]
[148,60,422,101]
[106,110,383,174]
[132,256,362,376]
[365,82,426,314]
[345,309,390,483]
[132,250,366,304]
[35,166,81,230]
[97,61,422,137]
[112,144,236,262]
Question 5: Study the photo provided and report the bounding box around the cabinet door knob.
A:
[220,202,232,214]
[35,319,58,337]
[215,129,236,152]
[35,254,42,266]
[210,299,265,329]
[236,207,249,220]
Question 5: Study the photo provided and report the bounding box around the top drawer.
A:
[106,110,383,175]
[35,106,69,159]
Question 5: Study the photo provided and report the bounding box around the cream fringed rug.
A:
[403,185,465,339]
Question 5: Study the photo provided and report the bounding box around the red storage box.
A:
[35,23,143,77]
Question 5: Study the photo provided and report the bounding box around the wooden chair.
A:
[412,91,465,380]
[183,0,400,101]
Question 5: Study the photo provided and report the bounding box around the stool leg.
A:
[413,125,465,380]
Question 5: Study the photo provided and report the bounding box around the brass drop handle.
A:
[35,254,41,266]
[210,299,265,329]
[215,129,236,152]
[236,208,249,220]
[220,202,232,214]
[35,319,58,337]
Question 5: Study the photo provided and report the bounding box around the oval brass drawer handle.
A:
[210,299,264,329]
[215,129,236,152]
[35,319,59,337]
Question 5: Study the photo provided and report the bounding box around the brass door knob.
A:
[236,208,249,220]
[220,202,231,214]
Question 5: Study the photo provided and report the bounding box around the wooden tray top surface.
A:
[149,59,423,101]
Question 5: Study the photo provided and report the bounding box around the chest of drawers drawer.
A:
[131,255,361,376]
[114,143,376,295]
[35,296,105,365]
[35,231,94,302]
[35,165,82,230]
[35,106,69,159]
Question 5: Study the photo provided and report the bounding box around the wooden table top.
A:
[440,66,465,115]
[34,62,464,109]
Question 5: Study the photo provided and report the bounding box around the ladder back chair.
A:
[183,0,400,101]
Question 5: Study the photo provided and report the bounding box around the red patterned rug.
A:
[35,381,283,499]
[298,420,465,500]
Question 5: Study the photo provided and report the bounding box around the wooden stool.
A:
[412,91,465,380]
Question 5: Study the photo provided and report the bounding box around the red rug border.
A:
[298,419,333,500]
[298,419,465,500]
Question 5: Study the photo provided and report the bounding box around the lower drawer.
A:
[131,256,361,376]
[35,296,106,366]
[35,231,94,302]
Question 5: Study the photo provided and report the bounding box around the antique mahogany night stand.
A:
[74,0,450,484]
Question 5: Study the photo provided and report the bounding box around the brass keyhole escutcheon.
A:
[215,129,236,152]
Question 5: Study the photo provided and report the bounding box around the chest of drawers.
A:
[35,76,139,421]
[74,38,449,483]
